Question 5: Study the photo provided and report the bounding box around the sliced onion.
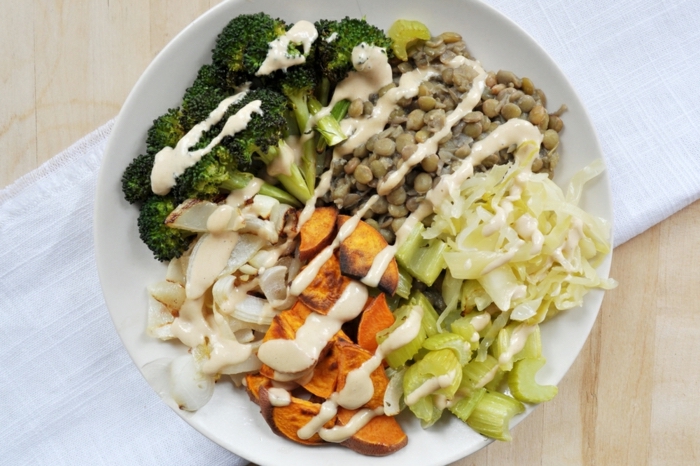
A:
[271,203,294,235]
[148,280,186,310]
[234,328,255,343]
[146,296,175,340]
[220,234,268,277]
[165,258,186,286]
[251,194,279,219]
[220,353,263,375]
[169,354,215,411]
[165,199,219,232]
[259,266,288,302]
[239,216,279,243]
[232,294,278,325]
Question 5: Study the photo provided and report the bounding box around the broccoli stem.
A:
[317,76,331,106]
[316,99,351,152]
[221,171,302,207]
[301,136,317,194]
[257,145,313,204]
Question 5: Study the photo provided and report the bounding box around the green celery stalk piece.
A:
[396,222,447,286]
[396,265,413,299]
[378,304,427,369]
[508,357,558,403]
[466,390,525,441]
[449,387,486,422]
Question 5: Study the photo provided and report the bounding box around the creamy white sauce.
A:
[404,369,458,406]
[186,231,239,300]
[290,195,378,295]
[515,213,544,255]
[257,282,368,374]
[325,31,338,43]
[170,297,253,375]
[266,140,296,177]
[319,407,384,443]
[267,387,291,407]
[225,177,264,208]
[378,58,488,195]
[256,20,318,75]
[151,94,260,195]
[206,205,235,233]
[552,218,584,271]
[498,324,536,366]
[329,44,393,107]
[475,364,499,389]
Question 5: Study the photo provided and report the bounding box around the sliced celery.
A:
[383,367,406,416]
[461,355,498,394]
[396,265,413,299]
[508,357,558,403]
[466,390,524,441]
[411,291,440,337]
[396,222,447,286]
[423,332,471,366]
[403,349,462,425]
[450,317,479,351]
[448,387,486,422]
[379,304,426,369]
[491,323,542,371]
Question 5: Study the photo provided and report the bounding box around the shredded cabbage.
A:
[426,142,616,324]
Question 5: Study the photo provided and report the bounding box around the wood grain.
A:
[1,1,698,465]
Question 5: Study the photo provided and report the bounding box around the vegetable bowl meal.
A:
[116,9,615,460]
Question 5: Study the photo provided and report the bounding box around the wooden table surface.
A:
[2,2,698,465]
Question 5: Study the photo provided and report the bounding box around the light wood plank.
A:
[0,0,37,188]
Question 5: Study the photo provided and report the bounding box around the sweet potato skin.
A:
[244,373,272,405]
[259,386,333,446]
[336,407,408,456]
[298,253,348,314]
[337,215,399,296]
[299,206,338,262]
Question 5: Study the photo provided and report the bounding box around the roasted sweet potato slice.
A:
[298,253,348,315]
[299,206,338,262]
[263,300,313,343]
[336,341,389,410]
[336,407,408,456]
[357,293,395,353]
[244,373,272,405]
[302,340,341,399]
[259,386,333,446]
[337,215,399,296]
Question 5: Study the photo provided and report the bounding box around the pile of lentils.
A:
[321,31,566,244]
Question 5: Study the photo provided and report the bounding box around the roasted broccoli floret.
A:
[137,195,195,262]
[314,17,393,86]
[121,153,155,204]
[145,108,185,156]
[279,64,317,133]
[180,64,230,131]
[226,88,313,202]
[211,13,288,89]
[172,146,233,202]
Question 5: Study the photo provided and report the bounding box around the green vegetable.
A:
[508,357,558,403]
[145,108,185,156]
[314,17,393,87]
[121,153,155,204]
[448,388,486,422]
[403,348,462,427]
[211,13,289,88]
[396,222,447,286]
[181,64,230,131]
[466,390,524,441]
[137,195,195,261]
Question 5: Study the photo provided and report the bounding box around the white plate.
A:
[95,1,613,464]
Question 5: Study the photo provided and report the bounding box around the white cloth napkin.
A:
[1,1,699,465]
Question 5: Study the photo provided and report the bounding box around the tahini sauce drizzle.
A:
[151,93,260,195]
[256,20,318,75]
